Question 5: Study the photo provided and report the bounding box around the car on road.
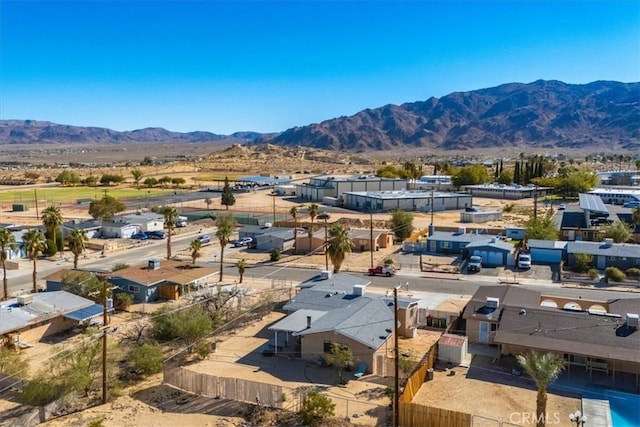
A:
[623,201,640,208]
[467,256,482,273]
[557,204,566,210]
[517,254,532,269]
[368,266,396,277]
[148,230,166,239]
[131,232,149,240]
[233,237,253,247]
[195,235,211,244]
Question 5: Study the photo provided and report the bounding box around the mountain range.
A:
[2,80,638,152]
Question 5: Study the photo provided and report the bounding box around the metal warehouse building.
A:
[343,190,473,213]
[296,176,408,202]
[465,183,553,199]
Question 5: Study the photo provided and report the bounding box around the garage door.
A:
[531,249,562,264]
[487,251,503,266]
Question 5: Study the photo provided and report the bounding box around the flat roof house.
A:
[566,239,640,271]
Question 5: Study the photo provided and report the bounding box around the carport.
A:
[267,309,327,354]
[465,239,513,267]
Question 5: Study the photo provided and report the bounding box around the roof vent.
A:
[603,238,614,247]
[352,284,366,297]
[17,294,33,306]
[486,297,500,309]
[320,270,332,280]
[457,227,466,234]
[148,259,160,270]
[627,313,639,329]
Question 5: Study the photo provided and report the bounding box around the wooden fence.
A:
[164,365,286,408]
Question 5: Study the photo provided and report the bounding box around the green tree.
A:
[525,210,559,240]
[300,389,336,426]
[516,351,565,427]
[221,177,235,210]
[573,253,593,273]
[151,305,213,348]
[171,177,186,186]
[604,267,626,282]
[0,228,17,300]
[158,176,173,188]
[390,210,414,241]
[236,258,247,283]
[160,206,178,259]
[601,221,632,243]
[307,203,320,250]
[83,175,99,187]
[557,168,598,196]
[114,292,133,310]
[61,271,104,300]
[67,228,89,269]
[143,177,157,187]
[632,207,640,228]
[375,165,403,178]
[189,239,203,265]
[326,224,352,274]
[55,170,80,186]
[215,214,236,281]
[41,205,63,253]
[324,342,353,384]
[131,168,144,188]
[0,346,28,378]
[452,164,489,188]
[23,229,47,293]
[89,195,126,220]
[58,340,103,397]
[129,342,164,376]
[497,170,514,185]
[100,174,125,186]
[290,206,299,254]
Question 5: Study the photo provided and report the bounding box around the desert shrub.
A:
[112,263,130,271]
[300,389,335,426]
[43,238,58,257]
[20,379,60,406]
[604,267,625,282]
[270,248,281,262]
[587,269,600,280]
[573,253,592,273]
[87,418,105,427]
[129,343,164,376]
[383,258,394,266]
[625,268,640,279]
[503,203,515,213]
[114,293,133,311]
[193,340,212,360]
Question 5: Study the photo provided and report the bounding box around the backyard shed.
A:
[438,334,468,366]
[460,210,502,223]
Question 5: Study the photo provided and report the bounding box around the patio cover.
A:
[269,309,327,333]
[63,304,104,322]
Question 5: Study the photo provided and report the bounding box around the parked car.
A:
[368,266,396,277]
[148,230,166,239]
[195,235,210,244]
[233,237,253,247]
[467,256,482,273]
[557,204,566,210]
[517,254,532,269]
[131,232,149,240]
[465,206,479,212]
[590,218,613,226]
[623,201,640,208]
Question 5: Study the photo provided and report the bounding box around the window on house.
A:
[490,324,497,331]
[128,285,139,292]
[441,241,451,249]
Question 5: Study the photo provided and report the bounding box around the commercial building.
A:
[465,183,553,199]
[343,190,472,213]
[588,188,640,205]
[295,175,408,203]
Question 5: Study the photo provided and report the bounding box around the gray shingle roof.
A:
[465,239,513,252]
[566,241,640,258]
[269,309,328,333]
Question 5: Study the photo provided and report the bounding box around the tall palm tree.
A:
[189,239,202,265]
[23,229,47,293]
[160,206,178,259]
[66,229,88,269]
[236,258,247,283]
[326,224,353,273]
[0,228,17,300]
[131,168,144,188]
[307,203,319,251]
[516,351,565,427]
[289,206,298,254]
[41,205,63,252]
[215,214,236,282]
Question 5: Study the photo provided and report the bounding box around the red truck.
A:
[368,266,396,277]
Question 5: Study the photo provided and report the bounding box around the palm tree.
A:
[204,198,213,210]
[189,239,203,265]
[326,224,352,273]
[632,207,640,229]
[0,228,17,300]
[160,206,178,259]
[67,229,88,269]
[23,229,47,293]
[215,214,236,282]
[41,205,63,252]
[307,203,319,251]
[289,206,298,254]
[131,168,144,188]
[516,351,565,427]
[236,258,247,283]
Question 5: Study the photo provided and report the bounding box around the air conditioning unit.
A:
[148,259,160,270]
[320,270,332,280]
[486,297,500,309]
[627,313,639,329]
[17,294,33,306]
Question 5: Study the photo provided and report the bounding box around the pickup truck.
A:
[467,256,482,273]
[368,266,396,277]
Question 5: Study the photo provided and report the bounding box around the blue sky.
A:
[1,0,639,134]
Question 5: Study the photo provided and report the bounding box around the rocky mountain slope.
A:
[258,80,640,152]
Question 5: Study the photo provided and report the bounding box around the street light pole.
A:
[369,207,374,269]
[102,279,109,405]
[569,410,587,426]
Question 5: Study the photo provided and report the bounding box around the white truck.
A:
[176,216,188,228]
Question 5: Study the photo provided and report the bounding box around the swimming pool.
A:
[584,388,640,427]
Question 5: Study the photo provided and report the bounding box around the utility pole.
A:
[324,217,329,271]
[102,279,109,404]
[533,185,538,219]
[272,192,276,225]
[34,189,39,220]
[393,286,400,427]
[369,208,374,269]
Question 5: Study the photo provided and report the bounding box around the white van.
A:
[518,254,532,269]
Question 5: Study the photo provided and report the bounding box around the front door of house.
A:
[597,256,605,269]
[479,322,490,344]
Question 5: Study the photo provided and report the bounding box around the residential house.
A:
[350,229,394,252]
[0,291,103,347]
[464,238,514,267]
[115,213,165,233]
[528,239,567,264]
[43,269,91,291]
[270,272,420,377]
[255,228,295,252]
[426,231,513,267]
[566,239,640,271]
[108,259,216,303]
[62,219,102,239]
[101,220,139,239]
